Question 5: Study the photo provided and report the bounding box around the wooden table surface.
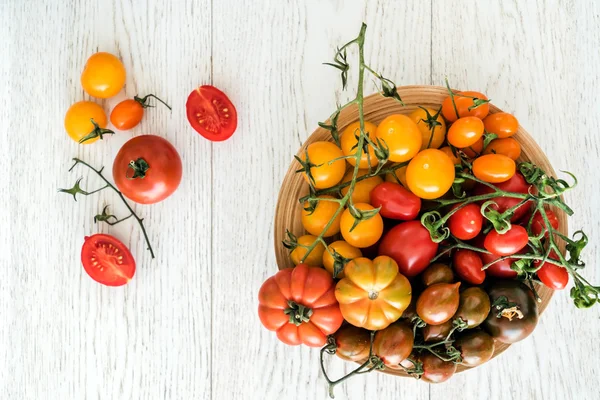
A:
[2,1,599,399]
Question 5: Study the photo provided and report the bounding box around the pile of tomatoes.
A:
[257,86,586,394]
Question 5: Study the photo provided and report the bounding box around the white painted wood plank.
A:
[431,1,600,399]
[211,1,431,399]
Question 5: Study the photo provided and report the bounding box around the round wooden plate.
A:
[274,85,567,376]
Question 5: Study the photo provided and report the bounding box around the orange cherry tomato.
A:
[340,121,379,169]
[406,149,455,199]
[301,141,346,189]
[462,137,484,158]
[340,203,384,248]
[483,137,522,160]
[340,169,383,204]
[447,117,484,148]
[441,90,490,122]
[375,115,422,162]
[81,52,126,98]
[301,195,341,237]
[472,154,516,183]
[440,146,461,165]
[290,235,325,266]
[385,165,409,188]
[64,101,113,144]
[322,240,362,278]
[110,94,171,131]
[408,107,447,150]
[483,112,519,138]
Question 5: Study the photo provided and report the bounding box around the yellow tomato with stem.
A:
[301,195,342,237]
[406,149,455,199]
[340,203,384,248]
[447,116,485,148]
[64,101,114,144]
[301,141,346,189]
[290,235,325,266]
[323,240,363,279]
[375,115,422,162]
[340,169,384,204]
[385,165,409,188]
[81,52,126,98]
[340,121,379,169]
[408,107,447,150]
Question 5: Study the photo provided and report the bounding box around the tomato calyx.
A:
[347,203,382,232]
[283,300,314,326]
[126,158,150,180]
[133,93,172,110]
[78,118,115,144]
[491,295,523,321]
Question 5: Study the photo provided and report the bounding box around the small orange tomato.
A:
[440,146,461,165]
[301,141,346,189]
[301,195,341,237]
[408,107,447,150]
[483,138,522,160]
[385,165,409,188]
[110,94,171,131]
[340,121,379,169]
[81,52,126,98]
[375,115,422,162]
[406,149,455,199]
[64,101,113,144]
[447,117,484,148]
[322,240,363,278]
[472,154,516,183]
[340,203,384,248]
[340,169,383,204]
[462,137,484,158]
[290,235,325,266]
[441,90,490,122]
[483,112,519,138]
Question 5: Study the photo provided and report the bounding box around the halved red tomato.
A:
[186,85,237,141]
[81,234,136,286]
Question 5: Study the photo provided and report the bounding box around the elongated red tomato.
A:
[81,234,135,286]
[473,235,517,278]
[453,249,485,284]
[530,209,559,238]
[186,85,237,141]
[484,226,529,256]
[448,204,483,240]
[534,250,569,290]
[474,173,532,222]
[370,182,421,220]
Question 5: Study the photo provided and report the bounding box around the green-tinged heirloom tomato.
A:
[334,325,371,362]
[422,320,453,342]
[416,282,461,325]
[483,280,539,344]
[258,264,344,347]
[454,287,491,329]
[422,263,455,286]
[420,353,457,383]
[335,256,412,331]
[455,330,495,367]
[373,322,414,369]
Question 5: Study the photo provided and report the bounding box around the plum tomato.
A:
[474,172,532,222]
[373,322,414,369]
[454,287,491,328]
[472,154,516,183]
[483,112,519,138]
[441,90,490,122]
[422,320,453,342]
[340,204,384,248]
[454,330,495,367]
[334,325,371,362]
[416,282,461,325]
[530,209,559,238]
[406,149,456,200]
[447,116,485,148]
[340,169,383,204]
[375,114,422,162]
[289,235,325,266]
[378,220,439,277]
[483,137,521,160]
[186,85,238,141]
[81,52,126,98]
[420,352,457,383]
[422,263,454,286]
[484,225,529,256]
[340,121,379,168]
[408,107,447,150]
[81,234,135,286]
[301,195,341,237]
[369,182,421,220]
[300,141,346,189]
[534,249,569,290]
[453,249,485,285]
[473,235,518,278]
[322,240,362,279]
[448,203,483,240]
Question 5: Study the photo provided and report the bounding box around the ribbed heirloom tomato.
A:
[258,263,343,347]
[340,203,383,248]
[447,116,485,148]
[340,121,379,168]
[335,256,412,330]
[300,141,346,189]
[408,107,447,150]
[301,195,341,237]
[441,90,490,122]
[81,52,126,98]
[483,112,519,138]
[322,240,362,278]
[375,114,422,162]
[406,149,455,199]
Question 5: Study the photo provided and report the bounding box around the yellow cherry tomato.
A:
[375,115,422,162]
[483,137,522,160]
[340,203,384,248]
[406,149,455,199]
[301,141,346,189]
[385,165,409,188]
[64,101,112,144]
[340,121,379,169]
[322,240,363,278]
[447,116,485,148]
[483,112,519,138]
[472,154,516,183]
[81,52,126,98]
[440,146,461,165]
[340,169,384,204]
[408,107,447,150]
[301,195,342,237]
[290,235,325,266]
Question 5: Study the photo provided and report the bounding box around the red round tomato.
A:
[534,249,569,290]
[186,85,237,141]
[81,234,136,286]
[448,204,483,240]
[530,209,559,238]
[378,220,439,277]
[473,235,517,278]
[113,135,183,204]
[370,182,421,220]
[484,225,529,256]
[474,172,532,222]
[453,249,485,284]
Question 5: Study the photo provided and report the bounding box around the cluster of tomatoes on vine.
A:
[60,52,237,286]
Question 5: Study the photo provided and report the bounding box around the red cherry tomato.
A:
[81,234,136,286]
[474,173,532,222]
[484,225,529,256]
[534,249,569,290]
[473,236,517,278]
[453,249,485,284]
[378,220,438,277]
[448,204,483,240]
[186,85,238,141]
[369,182,421,220]
[530,209,559,238]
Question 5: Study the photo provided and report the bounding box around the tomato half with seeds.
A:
[186,85,237,141]
[483,112,519,138]
[441,90,489,122]
[484,225,529,256]
[81,234,135,286]
[472,154,516,183]
[448,203,483,240]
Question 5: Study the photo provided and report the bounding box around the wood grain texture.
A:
[2,0,599,399]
